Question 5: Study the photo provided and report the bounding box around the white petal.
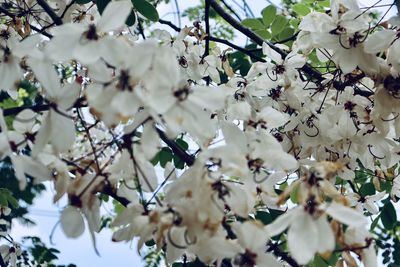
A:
[140,122,160,160]
[287,212,318,264]
[265,209,295,236]
[97,0,132,32]
[232,221,267,251]
[26,58,60,98]
[32,113,52,157]
[325,202,367,227]
[49,112,75,154]
[257,106,289,129]
[165,227,186,263]
[221,122,247,151]
[364,30,396,54]
[73,42,102,65]
[316,216,335,254]
[17,155,53,183]
[13,109,36,133]
[60,206,85,238]
[256,253,283,267]
[262,43,283,63]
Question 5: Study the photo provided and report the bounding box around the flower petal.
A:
[325,202,367,227]
[60,206,85,238]
[287,211,318,264]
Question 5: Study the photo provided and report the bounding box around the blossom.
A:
[266,201,366,264]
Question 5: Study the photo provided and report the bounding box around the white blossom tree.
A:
[0,0,398,266]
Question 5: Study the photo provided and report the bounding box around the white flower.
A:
[60,206,85,238]
[348,191,385,214]
[232,221,282,267]
[45,0,132,64]
[26,59,80,156]
[266,201,366,264]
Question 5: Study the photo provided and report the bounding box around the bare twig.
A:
[36,0,63,25]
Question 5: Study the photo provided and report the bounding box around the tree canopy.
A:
[0,0,399,266]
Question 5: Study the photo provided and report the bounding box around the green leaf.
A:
[125,10,136,26]
[371,214,380,230]
[255,211,273,225]
[150,152,159,166]
[112,200,125,214]
[145,239,155,247]
[277,27,295,42]
[75,0,92,4]
[173,154,185,169]
[0,194,7,207]
[359,183,376,196]
[289,18,301,29]
[381,201,397,229]
[241,18,264,30]
[175,138,189,150]
[319,0,331,7]
[394,238,400,264]
[355,169,368,183]
[7,195,18,208]
[255,29,271,40]
[269,209,285,221]
[95,0,111,14]
[292,3,311,16]
[271,15,288,35]
[311,255,329,267]
[131,0,159,22]
[159,148,173,168]
[290,182,300,204]
[261,5,277,27]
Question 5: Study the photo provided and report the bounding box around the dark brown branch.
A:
[332,73,373,97]
[3,97,86,117]
[203,0,211,59]
[0,6,53,38]
[36,0,63,25]
[3,103,51,116]
[268,241,300,267]
[158,19,265,62]
[209,0,374,98]
[209,36,265,62]
[0,5,14,17]
[156,128,195,166]
[220,0,242,21]
[159,19,181,31]
[0,252,6,267]
[60,0,76,19]
[209,0,322,82]
[102,183,130,207]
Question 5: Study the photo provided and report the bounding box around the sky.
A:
[10,0,398,266]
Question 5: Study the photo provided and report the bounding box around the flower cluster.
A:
[0,0,398,266]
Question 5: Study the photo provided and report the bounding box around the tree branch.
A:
[0,6,53,38]
[3,103,51,116]
[203,0,211,59]
[36,0,63,25]
[158,19,265,62]
[102,183,130,207]
[220,0,242,21]
[209,36,265,62]
[2,97,86,117]
[209,0,322,82]
[159,19,181,31]
[155,128,195,166]
[0,252,6,267]
[268,241,300,267]
[209,0,374,97]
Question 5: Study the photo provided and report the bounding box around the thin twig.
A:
[36,0,63,25]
